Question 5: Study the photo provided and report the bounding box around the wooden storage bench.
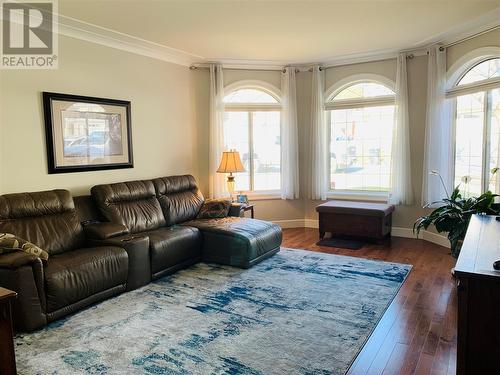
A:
[316,200,395,241]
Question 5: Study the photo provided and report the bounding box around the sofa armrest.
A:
[229,203,244,217]
[87,234,151,291]
[0,251,39,269]
[0,254,47,331]
[83,222,129,240]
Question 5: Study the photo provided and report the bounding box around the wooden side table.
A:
[0,287,17,375]
[242,204,254,219]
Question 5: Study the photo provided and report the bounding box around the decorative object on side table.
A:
[43,92,133,174]
[414,169,499,258]
[0,287,17,375]
[236,194,249,204]
[216,149,246,201]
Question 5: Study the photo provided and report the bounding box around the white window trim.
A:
[446,76,500,98]
[225,103,281,111]
[223,80,283,194]
[324,75,396,199]
[245,190,282,201]
[325,96,395,110]
[326,190,389,202]
[448,50,500,194]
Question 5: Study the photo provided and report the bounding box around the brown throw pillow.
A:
[0,233,49,261]
[197,199,231,219]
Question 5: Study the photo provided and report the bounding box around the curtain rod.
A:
[320,54,416,71]
[442,24,500,49]
[190,54,415,73]
[189,66,289,73]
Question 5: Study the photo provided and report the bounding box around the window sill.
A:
[326,191,389,202]
[238,191,282,201]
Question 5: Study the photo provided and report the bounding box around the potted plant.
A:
[414,168,499,258]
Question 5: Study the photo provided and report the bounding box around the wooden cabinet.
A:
[454,215,500,375]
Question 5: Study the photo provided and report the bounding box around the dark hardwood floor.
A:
[281,228,457,375]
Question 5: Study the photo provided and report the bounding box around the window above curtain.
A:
[332,82,395,100]
[326,81,395,111]
[457,58,500,86]
[224,88,279,104]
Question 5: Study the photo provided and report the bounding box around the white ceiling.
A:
[59,0,500,64]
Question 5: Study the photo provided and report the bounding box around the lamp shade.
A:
[217,150,246,173]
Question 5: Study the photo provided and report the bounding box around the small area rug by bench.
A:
[15,248,411,375]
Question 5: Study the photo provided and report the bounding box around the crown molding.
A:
[53,7,499,69]
[320,49,401,68]
[210,48,428,71]
[56,13,203,66]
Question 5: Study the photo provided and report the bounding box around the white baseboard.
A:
[272,219,320,229]
[304,219,319,228]
[391,226,450,248]
[421,230,450,248]
[272,220,450,248]
[272,219,307,228]
[391,227,415,238]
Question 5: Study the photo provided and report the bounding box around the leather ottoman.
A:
[182,217,282,268]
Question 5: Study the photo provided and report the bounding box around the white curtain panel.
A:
[208,64,228,199]
[422,45,454,205]
[309,66,328,200]
[389,53,414,205]
[280,67,300,199]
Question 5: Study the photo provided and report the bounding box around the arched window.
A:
[223,82,281,192]
[448,57,500,196]
[325,77,396,194]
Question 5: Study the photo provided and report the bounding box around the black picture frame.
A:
[42,92,133,174]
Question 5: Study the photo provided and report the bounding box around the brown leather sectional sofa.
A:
[0,175,282,331]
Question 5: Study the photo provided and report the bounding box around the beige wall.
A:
[0,36,199,195]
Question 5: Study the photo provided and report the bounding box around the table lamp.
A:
[217,150,246,200]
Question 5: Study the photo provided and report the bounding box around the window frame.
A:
[223,80,282,198]
[446,50,500,195]
[324,74,396,200]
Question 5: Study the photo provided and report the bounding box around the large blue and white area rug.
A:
[15,248,411,375]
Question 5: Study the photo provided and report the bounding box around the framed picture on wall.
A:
[42,92,133,174]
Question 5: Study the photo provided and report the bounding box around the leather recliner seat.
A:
[91,179,203,280]
[0,190,129,331]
